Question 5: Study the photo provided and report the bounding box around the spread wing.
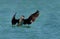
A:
[28,10,39,22]
[11,13,19,25]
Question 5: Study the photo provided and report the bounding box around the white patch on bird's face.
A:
[19,16,24,23]
[22,17,24,19]
[30,20,33,23]
[21,16,24,19]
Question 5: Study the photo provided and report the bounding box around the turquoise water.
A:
[0,0,60,39]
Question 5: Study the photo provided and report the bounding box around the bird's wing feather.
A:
[28,10,39,22]
[11,13,19,25]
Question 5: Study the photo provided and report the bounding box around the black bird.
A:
[11,10,39,25]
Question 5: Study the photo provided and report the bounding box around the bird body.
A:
[11,10,39,26]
